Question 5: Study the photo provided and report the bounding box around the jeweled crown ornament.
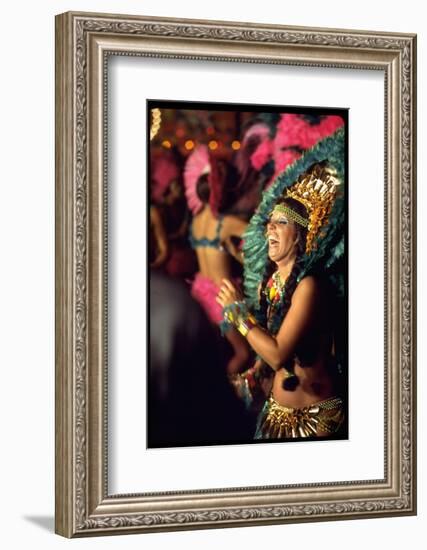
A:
[285,162,341,254]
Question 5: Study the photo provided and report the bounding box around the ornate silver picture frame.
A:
[55,11,416,537]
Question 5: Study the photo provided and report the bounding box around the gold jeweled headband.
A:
[271,203,309,228]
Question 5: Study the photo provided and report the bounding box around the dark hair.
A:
[259,196,308,389]
[196,173,210,203]
[196,162,241,213]
[220,162,241,212]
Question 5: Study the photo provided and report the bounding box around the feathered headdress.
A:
[272,114,344,177]
[150,152,180,204]
[183,145,224,217]
[243,128,345,309]
[236,122,273,173]
[183,145,210,215]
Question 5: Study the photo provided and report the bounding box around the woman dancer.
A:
[185,145,251,375]
[217,130,347,438]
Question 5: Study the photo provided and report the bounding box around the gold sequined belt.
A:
[256,394,345,439]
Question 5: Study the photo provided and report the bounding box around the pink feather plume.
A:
[184,145,210,215]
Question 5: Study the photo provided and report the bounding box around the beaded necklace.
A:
[264,270,288,332]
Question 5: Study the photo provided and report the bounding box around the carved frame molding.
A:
[55,12,416,537]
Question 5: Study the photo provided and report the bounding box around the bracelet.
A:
[236,314,257,337]
[222,301,257,338]
[222,300,248,324]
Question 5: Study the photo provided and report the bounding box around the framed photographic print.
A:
[147,99,348,449]
[55,11,417,537]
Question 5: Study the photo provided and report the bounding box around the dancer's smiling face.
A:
[266,209,299,264]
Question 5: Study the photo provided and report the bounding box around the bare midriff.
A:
[195,247,232,285]
[271,359,335,409]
